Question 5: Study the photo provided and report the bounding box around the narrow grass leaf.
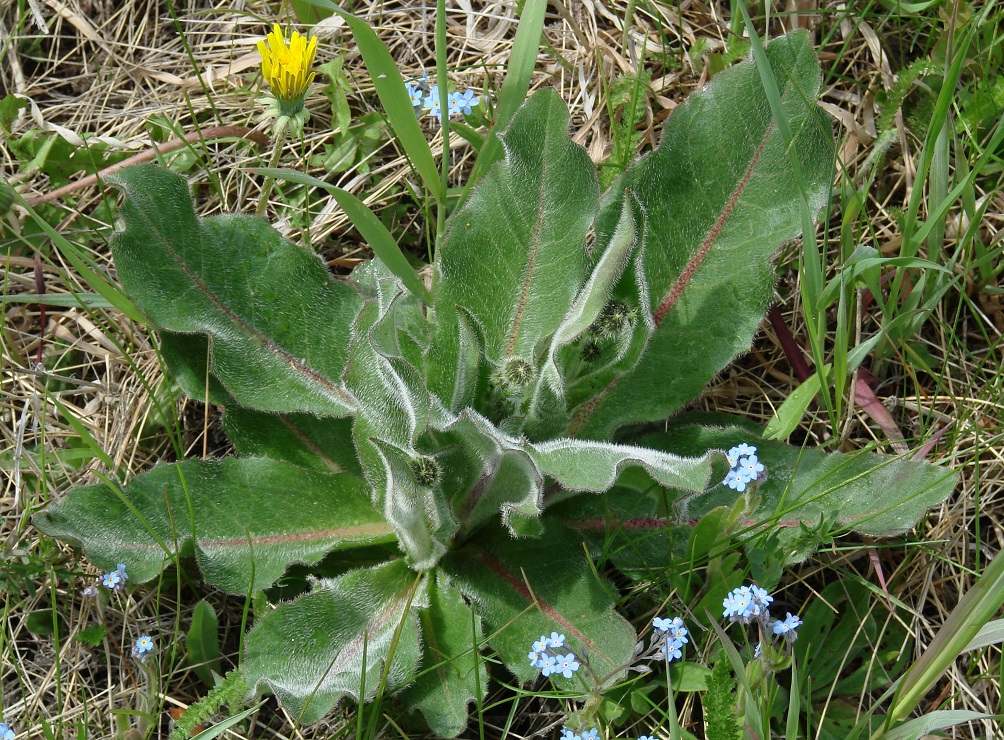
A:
[964,619,1004,652]
[20,200,145,323]
[190,702,265,740]
[463,0,547,194]
[886,547,1004,729]
[302,0,443,202]
[879,711,996,740]
[257,167,431,304]
[0,293,114,308]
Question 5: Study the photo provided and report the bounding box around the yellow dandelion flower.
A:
[257,24,317,134]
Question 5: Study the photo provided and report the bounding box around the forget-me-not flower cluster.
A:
[724,583,803,656]
[528,632,581,679]
[405,74,480,123]
[722,584,773,624]
[722,442,765,492]
[84,563,128,596]
[0,721,15,740]
[652,615,689,662]
[772,612,803,643]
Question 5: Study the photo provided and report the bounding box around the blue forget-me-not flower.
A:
[723,584,773,624]
[102,570,122,589]
[646,614,688,664]
[99,563,129,591]
[132,635,155,662]
[448,89,478,115]
[557,653,580,678]
[561,728,599,740]
[772,612,803,643]
[406,73,480,123]
[0,722,14,740]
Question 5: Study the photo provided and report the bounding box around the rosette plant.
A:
[36,32,956,736]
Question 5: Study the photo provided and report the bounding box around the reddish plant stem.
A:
[24,126,269,206]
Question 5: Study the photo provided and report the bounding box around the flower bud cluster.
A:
[590,300,636,339]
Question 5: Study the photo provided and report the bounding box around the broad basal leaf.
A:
[222,406,362,476]
[400,572,487,738]
[34,458,394,593]
[443,523,636,686]
[641,421,957,562]
[108,164,361,416]
[566,31,833,439]
[158,329,362,475]
[527,194,637,432]
[243,559,423,724]
[430,89,599,407]
[551,478,690,577]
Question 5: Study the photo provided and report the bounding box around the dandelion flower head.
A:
[258,24,317,106]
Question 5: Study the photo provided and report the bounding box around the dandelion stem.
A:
[255,121,287,216]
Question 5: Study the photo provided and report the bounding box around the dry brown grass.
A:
[1,0,1001,737]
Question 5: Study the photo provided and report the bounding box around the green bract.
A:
[36,33,957,737]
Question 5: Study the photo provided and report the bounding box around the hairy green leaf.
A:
[444,523,636,686]
[642,421,957,561]
[400,574,487,738]
[108,165,361,416]
[243,560,423,724]
[34,458,394,593]
[566,32,833,438]
[430,89,599,406]
[188,600,222,686]
[529,438,722,495]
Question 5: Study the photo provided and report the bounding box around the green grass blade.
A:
[190,702,266,740]
[19,198,146,324]
[738,2,836,427]
[462,0,548,195]
[255,167,431,304]
[883,547,1004,731]
[0,293,114,308]
[785,659,800,739]
[302,0,443,203]
[50,396,119,474]
[899,27,974,257]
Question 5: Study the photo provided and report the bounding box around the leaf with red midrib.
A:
[565,31,833,439]
[443,523,636,686]
[108,165,361,417]
[34,457,394,593]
